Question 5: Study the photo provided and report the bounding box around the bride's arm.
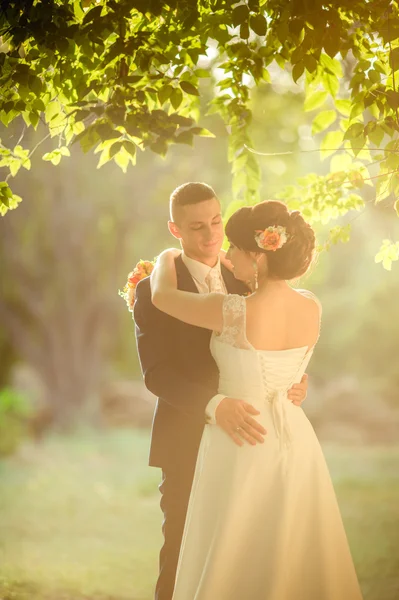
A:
[151,249,224,331]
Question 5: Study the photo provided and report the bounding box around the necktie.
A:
[206,269,224,294]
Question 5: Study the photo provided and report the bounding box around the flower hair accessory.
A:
[118,259,155,313]
[254,226,288,252]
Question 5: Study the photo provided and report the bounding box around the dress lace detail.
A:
[297,288,322,345]
[216,294,251,349]
[296,288,322,317]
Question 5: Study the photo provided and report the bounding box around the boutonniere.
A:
[118,259,155,313]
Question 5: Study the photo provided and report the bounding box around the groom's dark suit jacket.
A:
[134,255,248,470]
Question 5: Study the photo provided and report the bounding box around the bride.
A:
[150,200,363,600]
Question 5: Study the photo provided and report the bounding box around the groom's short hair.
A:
[170,182,217,223]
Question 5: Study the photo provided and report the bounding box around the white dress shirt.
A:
[181,253,227,294]
[181,253,227,423]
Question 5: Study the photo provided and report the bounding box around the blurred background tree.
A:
[1,77,398,432]
[0,1,399,260]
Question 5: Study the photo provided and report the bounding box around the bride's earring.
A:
[253,261,258,291]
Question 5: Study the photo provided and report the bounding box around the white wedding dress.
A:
[172,293,363,600]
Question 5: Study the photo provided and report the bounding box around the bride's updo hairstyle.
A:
[225,200,316,280]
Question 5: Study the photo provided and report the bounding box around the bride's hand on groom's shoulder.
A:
[157,247,181,262]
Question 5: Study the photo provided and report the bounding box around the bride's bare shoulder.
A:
[293,288,322,314]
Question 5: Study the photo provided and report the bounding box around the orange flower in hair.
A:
[254,226,288,251]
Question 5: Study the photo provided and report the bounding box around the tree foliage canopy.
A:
[1,0,399,265]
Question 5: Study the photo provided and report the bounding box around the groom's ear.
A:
[168,220,182,240]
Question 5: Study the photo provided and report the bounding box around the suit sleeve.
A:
[134,278,216,421]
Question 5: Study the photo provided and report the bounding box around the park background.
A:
[1,3,399,600]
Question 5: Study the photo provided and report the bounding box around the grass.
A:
[0,430,398,600]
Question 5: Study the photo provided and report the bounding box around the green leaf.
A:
[190,127,215,138]
[304,90,328,112]
[335,99,351,116]
[240,22,250,39]
[376,174,391,202]
[292,61,305,83]
[96,122,121,142]
[249,14,267,36]
[96,147,111,169]
[350,134,366,157]
[151,139,168,156]
[59,146,70,157]
[343,123,364,140]
[320,130,344,159]
[389,172,399,196]
[45,101,60,124]
[386,90,399,110]
[375,240,399,271]
[323,30,340,59]
[349,100,364,121]
[170,88,183,110]
[13,145,29,159]
[179,81,200,96]
[348,171,364,188]
[311,110,337,135]
[73,0,84,19]
[114,147,130,173]
[304,54,318,73]
[109,141,123,159]
[28,110,40,129]
[0,183,22,215]
[194,69,210,78]
[389,47,399,72]
[330,152,353,173]
[42,150,62,165]
[123,140,136,157]
[9,160,21,177]
[367,123,384,147]
[322,73,339,97]
[158,84,173,105]
[82,5,103,25]
[327,224,352,246]
[73,126,100,154]
[368,69,380,84]
[169,114,194,127]
[175,131,194,145]
[232,4,249,27]
[320,54,343,78]
[32,98,46,112]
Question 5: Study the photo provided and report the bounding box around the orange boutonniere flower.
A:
[119,259,155,313]
[254,226,288,252]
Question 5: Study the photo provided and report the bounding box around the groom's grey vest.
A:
[134,255,248,470]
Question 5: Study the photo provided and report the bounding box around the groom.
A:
[134,182,308,600]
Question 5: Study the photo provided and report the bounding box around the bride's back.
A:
[245,287,321,353]
[224,200,319,354]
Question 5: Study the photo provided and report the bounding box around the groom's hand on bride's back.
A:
[215,374,309,446]
[215,398,267,447]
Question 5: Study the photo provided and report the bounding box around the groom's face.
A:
[169,197,224,265]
